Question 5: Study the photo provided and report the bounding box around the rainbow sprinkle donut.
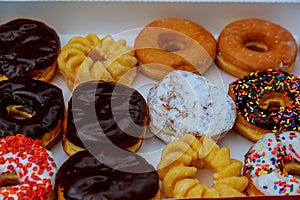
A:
[0,134,57,199]
[244,131,300,196]
[229,69,300,142]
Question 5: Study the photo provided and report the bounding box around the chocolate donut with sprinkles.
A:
[0,134,57,199]
[244,131,300,196]
[228,70,300,142]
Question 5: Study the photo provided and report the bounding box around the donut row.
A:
[0,16,299,199]
[0,17,298,83]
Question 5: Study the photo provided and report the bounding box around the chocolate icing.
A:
[0,18,60,79]
[66,80,148,150]
[231,70,300,131]
[55,150,159,200]
[0,77,65,139]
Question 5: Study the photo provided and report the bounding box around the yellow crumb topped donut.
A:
[57,33,137,91]
[157,134,248,198]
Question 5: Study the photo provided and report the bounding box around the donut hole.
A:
[158,33,185,52]
[6,105,35,120]
[0,172,20,187]
[193,167,214,187]
[283,162,300,178]
[258,92,293,110]
[244,41,268,52]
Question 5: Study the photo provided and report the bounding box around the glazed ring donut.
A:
[0,77,65,149]
[228,69,300,142]
[216,18,298,78]
[0,134,57,199]
[157,134,248,198]
[244,131,300,196]
[55,149,160,199]
[147,70,236,143]
[0,18,60,82]
[57,34,137,91]
[63,80,148,156]
[134,18,217,80]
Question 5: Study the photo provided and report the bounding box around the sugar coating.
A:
[147,70,236,143]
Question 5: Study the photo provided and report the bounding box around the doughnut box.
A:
[1,1,300,199]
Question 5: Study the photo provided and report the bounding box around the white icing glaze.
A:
[0,134,57,199]
[244,131,300,195]
[147,70,236,143]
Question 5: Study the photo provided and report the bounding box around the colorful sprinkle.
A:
[0,134,56,199]
[244,131,300,195]
[231,70,300,132]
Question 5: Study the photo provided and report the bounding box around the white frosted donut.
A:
[0,134,57,199]
[147,70,236,143]
[244,131,300,196]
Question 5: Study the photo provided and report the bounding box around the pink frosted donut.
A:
[0,134,57,199]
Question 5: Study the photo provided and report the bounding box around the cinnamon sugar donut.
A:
[134,18,217,80]
[0,18,60,82]
[216,18,298,78]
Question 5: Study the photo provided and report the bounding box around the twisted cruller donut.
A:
[157,134,248,198]
[0,134,57,199]
[57,34,137,91]
[244,131,300,196]
[229,69,300,142]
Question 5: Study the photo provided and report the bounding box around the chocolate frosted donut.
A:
[63,80,149,155]
[0,18,60,81]
[228,70,300,142]
[55,150,160,200]
[0,77,65,148]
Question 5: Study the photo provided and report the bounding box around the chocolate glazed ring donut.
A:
[0,18,60,81]
[228,70,300,142]
[0,77,65,149]
[55,150,160,199]
[63,80,149,156]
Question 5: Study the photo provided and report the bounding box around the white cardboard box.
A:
[0,1,300,198]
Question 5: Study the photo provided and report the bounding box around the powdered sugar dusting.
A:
[147,70,236,143]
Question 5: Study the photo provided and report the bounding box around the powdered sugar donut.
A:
[244,131,300,196]
[0,134,57,199]
[147,70,236,143]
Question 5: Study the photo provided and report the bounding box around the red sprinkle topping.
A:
[0,134,56,199]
